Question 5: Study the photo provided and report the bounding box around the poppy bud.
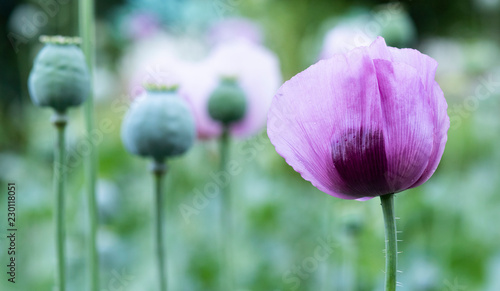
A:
[208,77,247,125]
[121,85,196,162]
[28,35,90,113]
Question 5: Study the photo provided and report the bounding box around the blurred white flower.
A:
[120,32,190,97]
[320,17,375,59]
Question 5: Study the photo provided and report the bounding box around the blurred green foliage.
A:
[2,0,500,290]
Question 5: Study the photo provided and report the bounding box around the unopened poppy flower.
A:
[268,37,449,200]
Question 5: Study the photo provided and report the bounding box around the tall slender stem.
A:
[52,112,67,291]
[380,194,397,291]
[152,161,167,291]
[321,196,334,291]
[79,0,99,290]
[344,228,359,291]
[219,127,232,290]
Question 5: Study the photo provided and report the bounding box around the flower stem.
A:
[152,161,167,291]
[219,127,233,290]
[380,194,397,291]
[52,112,67,291]
[320,197,334,291]
[78,0,99,290]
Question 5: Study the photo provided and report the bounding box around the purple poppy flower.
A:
[268,37,449,200]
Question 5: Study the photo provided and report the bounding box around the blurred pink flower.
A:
[182,39,282,139]
[207,17,263,45]
[268,37,449,200]
[123,12,161,40]
[121,34,281,140]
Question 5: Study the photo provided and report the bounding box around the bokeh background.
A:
[1,0,500,290]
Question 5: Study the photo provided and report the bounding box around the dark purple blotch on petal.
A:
[331,127,389,197]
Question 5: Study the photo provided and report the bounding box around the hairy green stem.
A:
[79,0,99,290]
[381,194,397,291]
[153,161,167,291]
[52,112,67,291]
[219,127,232,290]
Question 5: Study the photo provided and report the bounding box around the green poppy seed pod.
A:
[342,215,363,237]
[28,36,90,113]
[121,87,196,162]
[378,5,415,48]
[208,78,247,125]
